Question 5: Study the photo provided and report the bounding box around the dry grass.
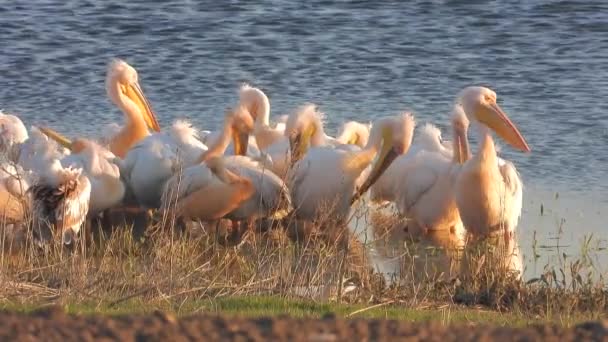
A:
[0,199,606,327]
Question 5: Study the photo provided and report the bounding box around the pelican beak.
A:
[123,82,160,132]
[289,124,315,163]
[232,130,250,156]
[477,102,530,152]
[351,129,400,205]
[455,133,466,164]
[38,127,73,150]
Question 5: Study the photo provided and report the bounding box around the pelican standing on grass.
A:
[102,59,160,158]
[119,120,209,209]
[453,86,529,241]
[154,108,251,215]
[37,128,125,216]
[163,106,291,241]
[30,159,91,246]
[165,156,255,222]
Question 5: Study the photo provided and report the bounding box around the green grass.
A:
[0,295,596,327]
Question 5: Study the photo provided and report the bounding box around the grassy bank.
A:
[0,295,596,327]
[0,209,607,328]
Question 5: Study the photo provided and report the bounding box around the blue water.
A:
[1,1,607,272]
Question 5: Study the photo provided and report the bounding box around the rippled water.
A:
[1,1,607,277]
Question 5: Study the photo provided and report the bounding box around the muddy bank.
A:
[2,306,607,341]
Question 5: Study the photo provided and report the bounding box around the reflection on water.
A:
[349,185,606,283]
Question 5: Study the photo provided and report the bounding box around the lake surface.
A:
[1,0,607,279]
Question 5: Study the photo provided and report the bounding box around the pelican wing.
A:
[161,164,215,209]
[288,147,354,221]
[224,156,292,220]
[31,169,90,241]
[394,153,444,212]
[498,158,524,229]
[122,136,178,208]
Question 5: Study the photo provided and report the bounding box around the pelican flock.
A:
[0,59,530,277]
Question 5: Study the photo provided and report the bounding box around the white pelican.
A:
[0,163,30,224]
[288,113,416,224]
[263,104,326,177]
[30,160,91,246]
[264,104,369,177]
[369,107,470,236]
[453,86,529,240]
[331,120,371,149]
[0,114,67,225]
[120,120,208,209]
[165,156,255,221]
[124,107,251,209]
[238,84,284,150]
[163,108,291,231]
[103,59,160,158]
[37,128,125,215]
[0,111,28,156]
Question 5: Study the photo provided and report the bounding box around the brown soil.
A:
[2,306,607,341]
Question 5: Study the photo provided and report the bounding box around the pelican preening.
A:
[162,106,291,235]
[37,128,125,215]
[30,160,91,245]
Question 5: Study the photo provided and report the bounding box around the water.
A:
[1,1,607,278]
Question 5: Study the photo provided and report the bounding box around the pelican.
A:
[203,84,281,157]
[124,106,252,209]
[120,120,209,209]
[30,159,91,246]
[263,104,326,177]
[163,107,291,233]
[165,156,255,222]
[369,107,470,236]
[103,59,160,158]
[264,104,369,178]
[238,84,284,150]
[0,114,68,225]
[0,163,30,224]
[288,113,415,224]
[453,86,529,240]
[327,120,372,151]
[37,128,125,215]
[0,111,28,156]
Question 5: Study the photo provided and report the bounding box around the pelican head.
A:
[338,121,372,147]
[451,105,470,163]
[239,83,270,125]
[352,113,416,203]
[458,86,530,152]
[106,59,160,133]
[286,104,323,162]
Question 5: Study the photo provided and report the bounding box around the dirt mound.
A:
[1,306,607,341]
